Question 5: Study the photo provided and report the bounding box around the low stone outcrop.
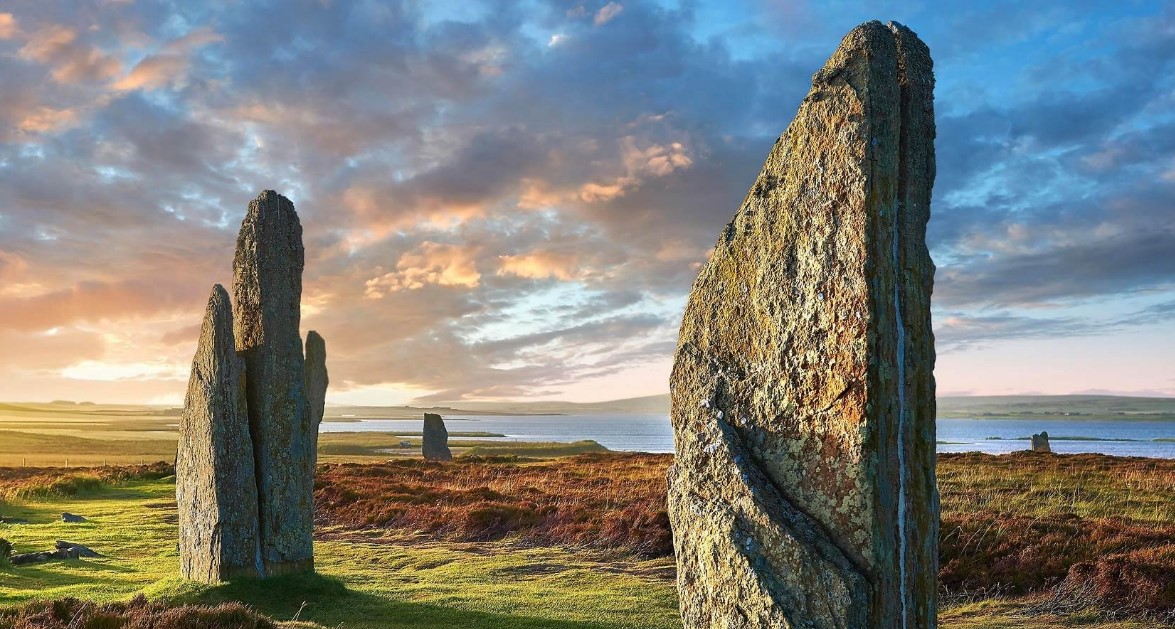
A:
[1032,431,1052,453]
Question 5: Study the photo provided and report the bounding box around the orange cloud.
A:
[113,54,187,91]
[621,136,692,176]
[112,27,222,92]
[575,137,692,203]
[0,328,105,372]
[578,179,633,202]
[0,13,17,39]
[595,2,624,25]
[0,280,199,332]
[497,251,584,281]
[364,242,482,297]
[17,106,78,133]
[18,24,121,84]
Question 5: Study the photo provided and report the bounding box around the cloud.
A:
[364,242,482,297]
[0,0,1172,402]
[0,13,17,39]
[16,106,78,133]
[18,24,122,84]
[595,3,624,26]
[498,251,587,281]
[113,54,188,91]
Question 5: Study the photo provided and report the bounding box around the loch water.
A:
[320,414,1175,458]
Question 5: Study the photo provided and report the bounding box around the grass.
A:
[0,476,679,628]
[2,452,1173,627]
[316,453,671,556]
[0,403,603,466]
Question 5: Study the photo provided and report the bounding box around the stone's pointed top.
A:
[246,190,299,222]
[254,189,286,202]
[208,283,231,311]
[306,330,325,355]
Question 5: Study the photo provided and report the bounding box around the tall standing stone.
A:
[305,330,329,468]
[422,413,453,461]
[233,190,314,576]
[668,21,938,628]
[176,285,261,583]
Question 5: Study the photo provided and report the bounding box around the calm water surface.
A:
[321,414,1175,458]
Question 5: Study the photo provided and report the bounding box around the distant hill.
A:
[936,394,1175,421]
[447,394,671,415]
[453,393,1175,421]
[8,394,1173,422]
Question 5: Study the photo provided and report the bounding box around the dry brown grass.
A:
[314,453,673,557]
[0,463,172,501]
[0,594,286,629]
[7,450,1171,619]
[315,451,1175,617]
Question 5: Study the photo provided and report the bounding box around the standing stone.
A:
[233,190,314,576]
[422,413,453,461]
[668,21,938,629]
[176,285,261,583]
[305,330,329,468]
[1031,431,1051,453]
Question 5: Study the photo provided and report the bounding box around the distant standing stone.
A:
[668,21,939,628]
[1032,431,1052,453]
[305,330,329,468]
[176,284,261,583]
[422,414,453,461]
[233,190,314,576]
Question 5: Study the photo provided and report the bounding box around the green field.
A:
[1,400,1172,627]
[0,402,606,466]
[2,456,1172,627]
[0,477,680,628]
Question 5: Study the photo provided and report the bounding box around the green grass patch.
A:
[0,479,679,628]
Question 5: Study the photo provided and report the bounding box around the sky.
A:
[0,0,1173,406]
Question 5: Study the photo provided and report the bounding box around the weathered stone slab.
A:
[422,413,453,461]
[305,330,328,469]
[233,190,314,576]
[668,20,938,628]
[1032,431,1051,453]
[176,284,261,583]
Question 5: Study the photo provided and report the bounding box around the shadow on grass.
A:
[186,572,644,629]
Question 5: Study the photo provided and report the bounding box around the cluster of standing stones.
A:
[174,19,942,628]
[669,21,940,628]
[176,190,327,583]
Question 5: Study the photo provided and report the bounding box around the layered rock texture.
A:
[668,21,939,629]
[233,190,315,576]
[422,413,453,461]
[177,191,325,583]
[176,285,261,582]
